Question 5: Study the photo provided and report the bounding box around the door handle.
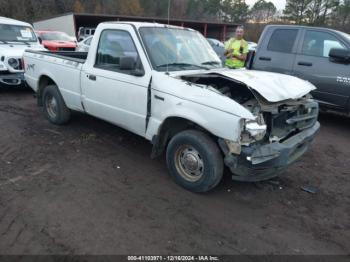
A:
[259,57,271,61]
[88,74,97,81]
[298,61,313,67]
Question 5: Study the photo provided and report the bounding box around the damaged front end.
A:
[181,73,320,182]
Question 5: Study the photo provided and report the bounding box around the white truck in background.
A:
[78,27,96,42]
[0,17,45,87]
[24,22,320,192]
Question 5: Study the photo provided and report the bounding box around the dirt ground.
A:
[0,89,349,255]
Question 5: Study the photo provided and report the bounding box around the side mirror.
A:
[120,56,144,76]
[329,48,350,64]
[38,37,42,44]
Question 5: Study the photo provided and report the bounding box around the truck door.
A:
[81,25,151,137]
[253,28,300,74]
[293,29,350,110]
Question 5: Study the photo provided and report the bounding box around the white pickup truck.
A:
[24,22,320,192]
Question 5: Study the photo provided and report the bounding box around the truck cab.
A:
[0,16,45,88]
[252,25,350,114]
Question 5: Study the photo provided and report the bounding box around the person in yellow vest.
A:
[224,26,249,69]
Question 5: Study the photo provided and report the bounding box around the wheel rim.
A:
[46,95,58,119]
[175,145,204,182]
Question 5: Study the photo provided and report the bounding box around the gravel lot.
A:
[0,89,349,255]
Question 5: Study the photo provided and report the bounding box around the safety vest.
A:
[224,38,249,69]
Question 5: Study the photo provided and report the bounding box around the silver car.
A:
[206,38,225,64]
[76,36,93,52]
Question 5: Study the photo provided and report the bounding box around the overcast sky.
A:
[246,0,287,10]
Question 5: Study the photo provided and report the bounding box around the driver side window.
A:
[95,29,140,74]
[302,30,346,58]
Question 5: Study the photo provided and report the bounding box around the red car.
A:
[36,31,77,52]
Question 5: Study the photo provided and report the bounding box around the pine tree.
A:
[331,0,350,28]
[221,0,249,23]
[284,0,339,25]
[284,0,312,24]
[250,0,277,22]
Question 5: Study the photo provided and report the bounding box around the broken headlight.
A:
[241,116,267,144]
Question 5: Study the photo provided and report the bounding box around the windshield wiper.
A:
[156,63,209,70]
[0,40,8,44]
[201,61,222,66]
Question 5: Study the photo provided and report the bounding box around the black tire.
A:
[42,84,71,125]
[166,130,224,193]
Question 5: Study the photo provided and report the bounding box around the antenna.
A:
[167,0,171,25]
[166,0,171,74]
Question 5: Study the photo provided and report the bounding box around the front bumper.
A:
[0,72,25,87]
[219,122,320,182]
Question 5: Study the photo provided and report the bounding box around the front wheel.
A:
[166,130,224,193]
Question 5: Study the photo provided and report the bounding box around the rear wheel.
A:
[42,85,71,125]
[166,130,224,192]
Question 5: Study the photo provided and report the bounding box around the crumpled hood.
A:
[152,71,256,120]
[0,44,45,57]
[217,69,316,103]
[153,68,316,120]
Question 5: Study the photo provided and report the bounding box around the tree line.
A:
[284,0,349,32]
[0,0,250,23]
[0,0,349,33]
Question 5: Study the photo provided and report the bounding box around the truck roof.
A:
[265,24,343,34]
[100,21,192,31]
[0,16,32,27]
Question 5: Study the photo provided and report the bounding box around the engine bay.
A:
[181,73,319,144]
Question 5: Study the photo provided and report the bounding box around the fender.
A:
[38,70,58,90]
[146,91,244,143]
[146,71,254,142]
[36,72,59,106]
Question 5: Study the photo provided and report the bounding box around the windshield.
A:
[0,24,37,43]
[139,27,222,71]
[40,32,72,41]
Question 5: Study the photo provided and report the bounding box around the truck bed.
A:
[24,49,86,112]
[25,50,88,64]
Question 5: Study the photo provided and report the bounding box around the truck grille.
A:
[268,100,319,141]
[57,47,76,51]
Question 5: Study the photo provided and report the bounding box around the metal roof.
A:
[35,12,237,27]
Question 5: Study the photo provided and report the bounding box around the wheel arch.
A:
[37,75,58,106]
[151,116,217,159]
